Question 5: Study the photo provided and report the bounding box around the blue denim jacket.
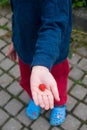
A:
[11,0,72,70]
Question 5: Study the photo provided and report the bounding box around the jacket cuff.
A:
[31,53,55,71]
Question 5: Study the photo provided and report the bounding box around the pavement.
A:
[0,7,87,130]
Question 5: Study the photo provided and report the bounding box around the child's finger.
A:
[42,95,50,110]
[32,91,39,106]
[48,93,54,109]
[38,94,45,108]
[51,83,60,101]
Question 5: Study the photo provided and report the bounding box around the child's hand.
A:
[32,84,54,110]
[30,66,60,110]
[6,43,17,61]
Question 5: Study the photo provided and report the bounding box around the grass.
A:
[0,0,9,7]
[68,29,87,59]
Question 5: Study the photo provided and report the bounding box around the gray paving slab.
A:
[19,91,30,104]
[0,69,3,75]
[6,12,12,19]
[45,110,51,119]
[67,95,77,111]
[69,67,84,80]
[78,58,87,71]
[23,128,29,130]
[67,79,74,91]
[7,81,23,96]
[0,17,8,26]
[0,73,13,88]
[0,7,11,17]
[82,75,87,85]
[61,115,81,130]
[77,47,87,57]
[69,53,81,65]
[30,117,50,130]
[2,118,23,130]
[73,103,87,121]
[51,127,61,130]
[1,45,9,55]
[84,97,87,103]
[0,90,11,107]
[0,53,5,61]
[4,99,23,116]
[0,109,9,126]
[7,21,12,30]
[0,29,7,37]
[70,84,87,100]
[80,124,87,130]
[9,64,20,78]
[17,109,32,126]
[0,58,14,70]
[0,39,6,48]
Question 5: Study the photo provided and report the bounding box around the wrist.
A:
[32,66,49,72]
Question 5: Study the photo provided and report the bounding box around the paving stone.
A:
[4,99,23,116]
[61,115,81,130]
[78,58,87,71]
[0,69,3,75]
[67,95,77,111]
[23,128,29,130]
[70,84,87,100]
[2,118,23,130]
[82,75,87,85]
[7,22,12,30]
[1,45,9,54]
[19,91,30,104]
[6,13,12,19]
[9,64,20,78]
[45,110,51,119]
[7,81,23,95]
[0,58,14,70]
[30,117,50,130]
[0,108,9,126]
[73,103,87,121]
[67,79,74,91]
[80,124,87,130]
[69,67,84,80]
[0,29,8,36]
[77,47,87,57]
[0,17,8,26]
[69,53,81,65]
[0,39,6,48]
[40,108,45,114]
[0,7,11,16]
[0,74,13,88]
[51,127,61,130]
[0,53,5,61]
[5,37,11,43]
[84,97,87,103]
[17,109,32,126]
[0,90,11,107]
[68,62,72,69]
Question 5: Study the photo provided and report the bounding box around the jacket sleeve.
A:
[31,0,70,70]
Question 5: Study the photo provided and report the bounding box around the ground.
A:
[0,7,87,130]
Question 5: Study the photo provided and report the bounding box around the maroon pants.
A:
[18,58,70,106]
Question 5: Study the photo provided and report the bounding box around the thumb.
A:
[50,83,60,101]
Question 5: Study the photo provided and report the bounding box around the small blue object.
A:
[50,105,66,126]
[26,100,41,120]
